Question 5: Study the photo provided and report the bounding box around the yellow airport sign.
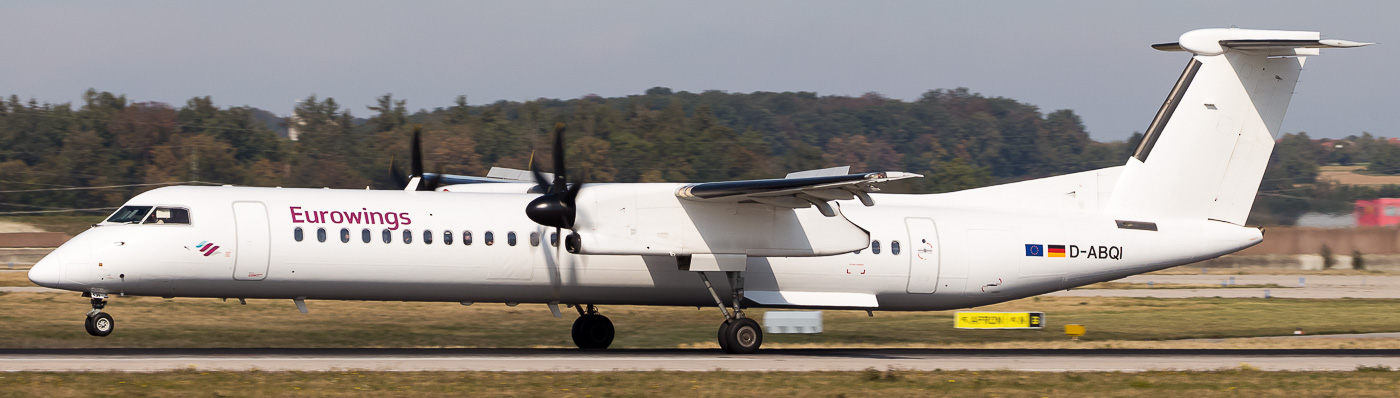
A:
[954,312,1045,329]
[1065,324,1086,336]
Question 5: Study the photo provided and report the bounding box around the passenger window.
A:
[444,230,454,245]
[340,228,350,243]
[530,232,540,247]
[382,229,392,244]
[423,230,433,245]
[316,228,327,243]
[508,232,517,246]
[463,231,473,245]
[550,232,558,247]
[294,227,304,242]
[106,206,152,223]
[403,229,413,244]
[143,207,191,225]
[891,240,901,255]
[361,229,371,243]
[485,231,495,246]
[871,240,881,255]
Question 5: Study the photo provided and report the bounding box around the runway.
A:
[2,348,1398,372]
[1049,274,1400,299]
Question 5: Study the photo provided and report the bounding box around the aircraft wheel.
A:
[83,315,96,335]
[85,313,114,337]
[571,314,614,349]
[720,318,762,354]
[716,320,733,351]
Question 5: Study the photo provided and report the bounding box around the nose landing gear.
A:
[84,294,114,337]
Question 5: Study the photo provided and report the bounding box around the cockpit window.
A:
[106,206,152,224]
[143,207,191,225]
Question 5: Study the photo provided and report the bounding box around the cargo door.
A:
[232,202,270,281]
[905,218,940,293]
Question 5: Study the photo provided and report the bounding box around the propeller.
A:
[526,123,584,231]
[389,126,442,191]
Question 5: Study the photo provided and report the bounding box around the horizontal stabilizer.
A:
[1150,28,1372,56]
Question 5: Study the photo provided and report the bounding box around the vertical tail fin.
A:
[1107,28,1370,224]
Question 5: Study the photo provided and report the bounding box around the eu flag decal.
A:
[1025,244,1044,257]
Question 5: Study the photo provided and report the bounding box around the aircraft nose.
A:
[27,250,63,288]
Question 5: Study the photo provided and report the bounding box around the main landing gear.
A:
[84,293,114,337]
[571,304,614,349]
[701,271,763,354]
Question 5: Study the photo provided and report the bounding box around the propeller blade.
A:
[564,173,584,203]
[423,165,445,192]
[389,156,409,189]
[529,157,551,193]
[551,122,566,192]
[410,126,425,180]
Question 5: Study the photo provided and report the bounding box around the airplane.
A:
[27,28,1369,353]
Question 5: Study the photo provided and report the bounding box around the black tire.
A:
[721,318,762,354]
[716,320,733,351]
[86,313,114,337]
[571,314,614,349]
[83,315,96,335]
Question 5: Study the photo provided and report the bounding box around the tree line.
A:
[1254,132,1400,225]
[12,86,1386,225]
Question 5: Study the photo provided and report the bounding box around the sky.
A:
[0,1,1394,141]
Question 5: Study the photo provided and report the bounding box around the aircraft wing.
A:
[426,174,517,185]
[675,171,922,216]
[426,167,552,185]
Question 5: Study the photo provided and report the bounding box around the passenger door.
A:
[232,202,270,281]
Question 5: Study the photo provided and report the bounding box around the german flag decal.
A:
[1048,245,1066,257]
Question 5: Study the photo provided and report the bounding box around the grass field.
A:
[0,215,104,236]
[2,369,1398,397]
[1318,164,1400,186]
[0,272,33,287]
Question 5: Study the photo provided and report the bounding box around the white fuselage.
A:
[29,185,1262,311]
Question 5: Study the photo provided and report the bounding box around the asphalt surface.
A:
[1050,274,1400,299]
[1,348,1398,372]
